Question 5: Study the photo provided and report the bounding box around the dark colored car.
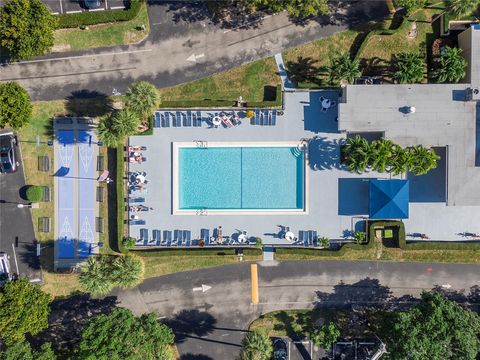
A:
[84,0,101,9]
[273,338,288,360]
[0,133,17,174]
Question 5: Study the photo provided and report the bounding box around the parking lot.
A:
[41,0,126,15]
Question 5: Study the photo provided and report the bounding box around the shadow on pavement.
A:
[65,90,113,118]
[165,309,217,344]
[180,354,214,360]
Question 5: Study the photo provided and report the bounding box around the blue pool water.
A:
[178,146,304,210]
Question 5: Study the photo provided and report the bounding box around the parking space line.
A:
[51,12,59,15]
[59,0,63,14]
[110,6,124,9]
[89,8,105,12]
[66,10,82,13]
[104,0,108,10]
[11,243,19,275]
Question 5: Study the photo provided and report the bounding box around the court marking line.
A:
[11,244,19,275]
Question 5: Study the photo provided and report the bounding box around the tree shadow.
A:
[359,57,388,77]
[180,354,214,360]
[165,309,217,344]
[29,294,118,358]
[65,90,113,118]
[285,57,321,86]
[107,147,120,253]
[308,136,341,170]
[18,185,30,200]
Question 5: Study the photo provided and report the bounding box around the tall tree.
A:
[241,330,273,360]
[394,0,427,14]
[435,46,467,83]
[79,256,114,295]
[327,53,361,85]
[389,144,413,175]
[448,0,479,17]
[0,82,32,129]
[111,109,140,138]
[96,117,120,148]
[76,308,174,360]
[409,145,439,175]
[111,255,145,289]
[0,341,56,360]
[370,138,394,173]
[249,0,329,18]
[384,292,480,360]
[0,0,58,61]
[310,322,340,349]
[0,278,52,344]
[343,135,371,173]
[125,81,160,121]
[393,52,425,84]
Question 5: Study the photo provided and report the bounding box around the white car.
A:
[0,253,12,285]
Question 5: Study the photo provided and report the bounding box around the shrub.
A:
[448,0,479,17]
[25,186,43,202]
[318,236,330,248]
[241,330,272,360]
[123,237,136,249]
[393,52,425,84]
[354,231,366,244]
[310,322,340,349]
[434,46,467,83]
[57,0,142,28]
[394,0,427,14]
[96,109,140,148]
[246,110,255,119]
[255,237,263,248]
[125,81,160,121]
[0,82,32,129]
[327,53,361,85]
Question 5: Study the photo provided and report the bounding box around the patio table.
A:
[212,116,222,127]
[285,231,295,242]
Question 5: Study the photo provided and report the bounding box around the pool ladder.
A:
[194,140,208,148]
[196,209,208,216]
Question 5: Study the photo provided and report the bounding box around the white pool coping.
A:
[172,141,309,215]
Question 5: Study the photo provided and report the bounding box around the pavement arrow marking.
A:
[187,53,205,63]
[441,284,452,289]
[193,284,212,292]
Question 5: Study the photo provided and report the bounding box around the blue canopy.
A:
[369,180,409,219]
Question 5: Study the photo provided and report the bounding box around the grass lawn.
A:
[158,58,281,108]
[53,3,149,52]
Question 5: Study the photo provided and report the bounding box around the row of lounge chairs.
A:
[128,196,146,225]
[296,230,318,247]
[251,109,277,126]
[154,111,203,128]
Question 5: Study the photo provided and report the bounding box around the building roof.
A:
[369,179,409,219]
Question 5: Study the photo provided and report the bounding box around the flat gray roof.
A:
[339,82,480,206]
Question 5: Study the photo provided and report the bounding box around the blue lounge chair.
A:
[153,230,161,245]
[129,197,145,203]
[196,111,202,122]
[135,237,145,246]
[130,219,146,225]
[171,113,178,127]
[177,230,183,246]
[254,109,260,125]
[163,230,171,246]
[154,112,160,128]
[201,229,209,245]
[185,231,191,246]
[262,110,269,125]
[303,231,309,247]
[141,228,148,244]
[176,111,182,127]
[271,110,277,125]
[312,231,318,247]
[163,112,170,127]
[186,111,192,126]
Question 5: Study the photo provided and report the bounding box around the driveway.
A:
[0,1,389,100]
[0,137,42,281]
[115,260,480,360]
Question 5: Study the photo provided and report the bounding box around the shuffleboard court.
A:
[78,130,95,258]
[57,130,76,258]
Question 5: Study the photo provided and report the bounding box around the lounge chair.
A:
[176,111,182,127]
[177,230,183,246]
[164,113,170,127]
[186,111,192,126]
[222,116,233,128]
[130,219,146,225]
[311,231,318,247]
[262,110,269,125]
[129,197,145,203]
[141,228,148,244]
[152,230,161,245]
[154,112,161,128]
[254,109,260,125]
[271,110,277,125]
[163,230,171,246]
[303,231,309,246]
[196,111,202,125]
[201,229,210,245]
[184,231,191,246]
[172,230,179,245]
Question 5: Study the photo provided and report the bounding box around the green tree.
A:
[125,81,160,121]
[327,53,361,85]
[384,292,480,360]
[97,117,120,148]
[389,144,414,175]
[0,82,32,129]
[26,185,43,202]
[250,0,329,18]
[318,236,330,248]
[370,138,394,173]
[448,0,479,17]
[393,52,425,84]
[111,255,145,289]
[409,145,440,175]
[0,341,56,360]
[0,0,58,61]
[310,322,340,349]
[0,278,52,344]
[394,0,427,14]
[343,135,371,173]
[79,256,114,295]
[354,231,366,244]
[76,308,174,360]
[435,46,467,83]
[241,330,273,360]
[111,109,140,138]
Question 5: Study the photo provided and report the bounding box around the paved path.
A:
[115,260,480,360]
[0,2,388,100]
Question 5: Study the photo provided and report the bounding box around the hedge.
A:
[275,238,373,258]
[116,144,128,254]
[57,0,142,29]
[368,220,405,245]
[26,185,43,202]
[131,248,262,257]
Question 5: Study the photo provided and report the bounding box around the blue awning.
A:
[369,180,409,219]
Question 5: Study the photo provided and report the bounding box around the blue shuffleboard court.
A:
[78,130,95,258]
[57,130,76,258]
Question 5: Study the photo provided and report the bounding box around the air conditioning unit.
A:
[471,88,480,100]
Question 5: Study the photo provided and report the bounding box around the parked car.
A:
[0,253,12,285]
[273,338,288,360]
[0,132,17,174]
[84,0,101,9]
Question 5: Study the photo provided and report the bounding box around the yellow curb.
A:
[386,0,396,13]
[251,264,259,304]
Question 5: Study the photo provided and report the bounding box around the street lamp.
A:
[17,203,39,209]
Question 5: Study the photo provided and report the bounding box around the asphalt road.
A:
[0,1,389,100]
[0,139,42,281]
[115,260,480,360]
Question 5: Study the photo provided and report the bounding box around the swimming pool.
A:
[173,142,307,214]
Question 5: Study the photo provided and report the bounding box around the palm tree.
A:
[241,331,273,360]
[389,144,414,175]
[112,255,145,289]
[111,109,141,138]
[343,135,371,173]
[435,46,467,83]
[370,138,394,173]
[448,0,478,17]
[79,256,114,295]
[327,53,361,85]
[97,116,120,148]
[410,145,440,175]
[393,52,425,84]
[126,81,160,120]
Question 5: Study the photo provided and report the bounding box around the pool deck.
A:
[128,90,480,245]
